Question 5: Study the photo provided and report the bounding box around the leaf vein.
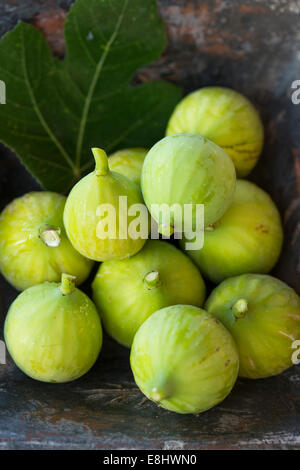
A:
[75,0,130,168]
[20,26,75,171]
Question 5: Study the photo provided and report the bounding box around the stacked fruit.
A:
[1,87,300,414]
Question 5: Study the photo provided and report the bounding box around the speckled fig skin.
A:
[92,240,206,347]
[180,180,283,283]
[0,192,93,291]
[205,274,300,379]
[4,274,102,383]
[64,148,148,262]
[108,148,148,186]
[141,134,236,233]
[130,305,239,414]
[166,87,264,177]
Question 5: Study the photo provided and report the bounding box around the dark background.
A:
[0,0,300,449]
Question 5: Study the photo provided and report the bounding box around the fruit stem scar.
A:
[205,224,215,231]
[143,270,161,290]
[158,224,174,237]
[39,226,61,247]
[60,273,76,296]
[232,298,248,319]
[150,387,168,402]
[92,148,109,176]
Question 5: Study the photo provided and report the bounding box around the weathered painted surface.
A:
[0,0,300,450]
[1,333,300,450]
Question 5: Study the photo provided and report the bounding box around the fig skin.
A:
[92,240,206,347]
[64,148,148,262]
[181,180,283,283]
[108,148,147,186]
[166,87,264,177]
[141,133,236,233]
[0,192,93,291]
[130,305,239,414]
[4,274,102,383]
[205,274,300,379]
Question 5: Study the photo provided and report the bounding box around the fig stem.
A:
[92,148,109,176]
[60,274,76,296]
[158,224,174,237]
[143,270,161,290]
[232,298,248,319]
[150,387,168,403]
[40,226,61,247]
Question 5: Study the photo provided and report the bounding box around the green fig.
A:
[181,180,283,283]
[205,274,300,379]
[109,148,147,186]
[4,274,102,383]
[92,240,206,347]
[0,192,93,290]
[64,148,148,261]
[141,133,236,234]
[131,305,239,414]
[166,87,264,177]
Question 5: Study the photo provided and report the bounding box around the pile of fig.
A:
[1,86,300,415]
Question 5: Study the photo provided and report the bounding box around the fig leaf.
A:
[0,0,181,192]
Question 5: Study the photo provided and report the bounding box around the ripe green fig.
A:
[4,274,102,383]
[0,192,93,291]
[166,87,264,177]
[64,148,148,262]
[131,305,239,414]
[141,134,236,233]
[92,240,206,347]
[108,148,158,237]
[205,274,300,379]
[181,180,283,283]
[108,148,147,186]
